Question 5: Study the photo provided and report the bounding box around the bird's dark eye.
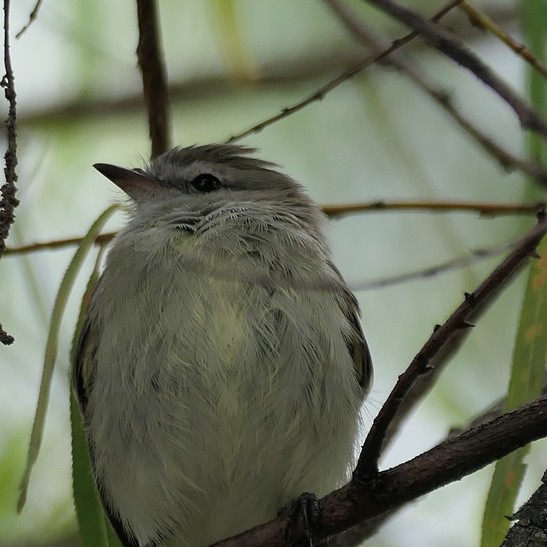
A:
[191,174,221,193]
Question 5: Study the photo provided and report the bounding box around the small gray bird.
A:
[73,145,372,546]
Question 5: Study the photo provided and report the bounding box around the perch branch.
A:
[213,395,547,546]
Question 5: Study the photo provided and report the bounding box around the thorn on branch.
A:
[0,323,14,345]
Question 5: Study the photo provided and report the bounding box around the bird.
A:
[72,144,372,546]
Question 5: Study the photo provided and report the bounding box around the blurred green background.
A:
[0,0,545,545]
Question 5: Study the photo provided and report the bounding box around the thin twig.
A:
[0,0,19,345]
[322,0,547,189]
[460,1,547,81]
[364,0,547,140]
[136,0,171,158]
[356,214,547,478]
[213,395,547,546]
[5,232,116,256]
[15,0,43,39]
[5,199,543,256]
[324,199,546,218]
[351,236,517,292]
[225,0,463,143]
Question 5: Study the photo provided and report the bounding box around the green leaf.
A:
[521,0,547,166]
[481,238,547,546]
[210,0,258,81]
[17,205,120,512]
[71,394,111,547]
[481,4,547,544]
[70,243,121,547]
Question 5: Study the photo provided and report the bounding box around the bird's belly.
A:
[89,277,361,545]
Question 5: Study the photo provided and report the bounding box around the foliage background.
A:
[0,0,545,545]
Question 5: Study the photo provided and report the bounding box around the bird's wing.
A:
[73,313,145,547]
[328,261,373,395]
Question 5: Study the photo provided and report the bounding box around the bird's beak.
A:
[93,163,157,199]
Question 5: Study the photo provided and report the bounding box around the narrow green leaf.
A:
[522,0,547,166]
[17,205,120,512]
[481,4,547,544]
[210,0,258,81]
[71,394,110,547]
[70,243,121,547]
[481,239,547,546]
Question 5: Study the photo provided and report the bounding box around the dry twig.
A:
[15,0,43,39]
[460,1,547,81]
[226,0,462,143]
[356,214,547,477]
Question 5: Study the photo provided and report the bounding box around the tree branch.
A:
[5,200,543,256]
[136,0,171,158]
[460,1,547,81]
[226,0,462,143]
[213,395,547,546]
[502,469,547,547]
[322,0,547,190]
[356,214,547,478]
[323,199,545,218]
[0,0,19,344]
[364,0,547,141]
[15,0,43,39]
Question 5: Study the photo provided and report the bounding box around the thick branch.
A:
[213,395,547,546]
[136,0,171,158]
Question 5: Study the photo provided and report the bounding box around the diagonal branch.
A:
[15,0,43,39]
[356,214,547,478]
[322,0,547,190]
[226,0,462,143]
[460,1,547,81]
[364,0,547,141]
[136,0,171,158]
